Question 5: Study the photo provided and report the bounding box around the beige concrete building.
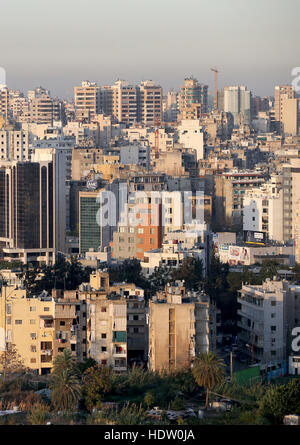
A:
[72,147,104,180]
[281,97,298,135]
[74,81,100,122]
[138,80,162,126]
[77,271,146,370]
[0,87,9,121]
[112,80,138,125]
[274,85,295,122]
[0,286,76,375]
[148,282,216,372]
[178,77,208,120]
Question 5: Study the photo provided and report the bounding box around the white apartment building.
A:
[223,85,251,126]
[237,279,300,367]
[243,176,284,242]
[178,119,205,161]
[0,129,31,162]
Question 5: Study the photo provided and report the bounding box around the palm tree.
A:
[50,368,82,411]
[53,349,78,375]
[192,352,226,409]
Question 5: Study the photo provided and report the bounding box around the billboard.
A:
[244,230,266,245]
[228,246,250,266]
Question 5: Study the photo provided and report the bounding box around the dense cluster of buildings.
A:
[0,270,219,375]
[0,74,300,376]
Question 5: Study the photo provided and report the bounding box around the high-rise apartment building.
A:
[243,175,284,242]
[0,129,31,162]
[163,90,178,122]
[0,156,66,264]
[214,169,267,230]
[274,85,295,122]
[237,279,300,367]
[148,282,215,371]
[23,87,64,125]
[223,86,251,126]
[178,77,208,120]
[74,81,100,122]
[112,80,138,125]
[138,80,162,126]
[0,285,77,375]
[0,87,9,121]
[75,271,146,370]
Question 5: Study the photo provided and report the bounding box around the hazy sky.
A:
[1,0,299,99]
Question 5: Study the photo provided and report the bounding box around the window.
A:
[6,304,12,314]
[101,347,107,352]
[138,228,144,234]
[30,319,36,324]
[30,306,36,312]
[101,307,107,313]
[60,321,65,326]
[15,320,22,325]
[30,358,36,363]
[6,317,11,325]
[271,326,276,332]
[30,345,36,352]
[101,333,107,339]
[44,307,50,312]
[30,333,37,339]
[271,301,276,306]
[271,313,276,318]
[101,360,107,365]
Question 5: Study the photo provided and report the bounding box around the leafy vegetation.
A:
[192,352,226,408]
[259,379,300,423]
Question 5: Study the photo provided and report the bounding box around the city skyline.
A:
[1,0,299,98]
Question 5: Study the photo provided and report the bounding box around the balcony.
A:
[113,348,126,358]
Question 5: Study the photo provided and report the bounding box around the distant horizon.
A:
[2,71,296,102]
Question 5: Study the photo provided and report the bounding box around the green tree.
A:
[52,349,79,376]
[192,352,226,409]
[259,259,279,283]
[259,379,300,424]
[171,257,203,291]
[0,344,27,380]
[82,365,116,411]
[50,369,81,411]
[108,259,149,290]
[292,263,300,283]
[77,358,97,376]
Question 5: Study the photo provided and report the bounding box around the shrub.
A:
[259,379,300,424]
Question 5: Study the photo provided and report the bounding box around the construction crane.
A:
[210,67,219,110]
